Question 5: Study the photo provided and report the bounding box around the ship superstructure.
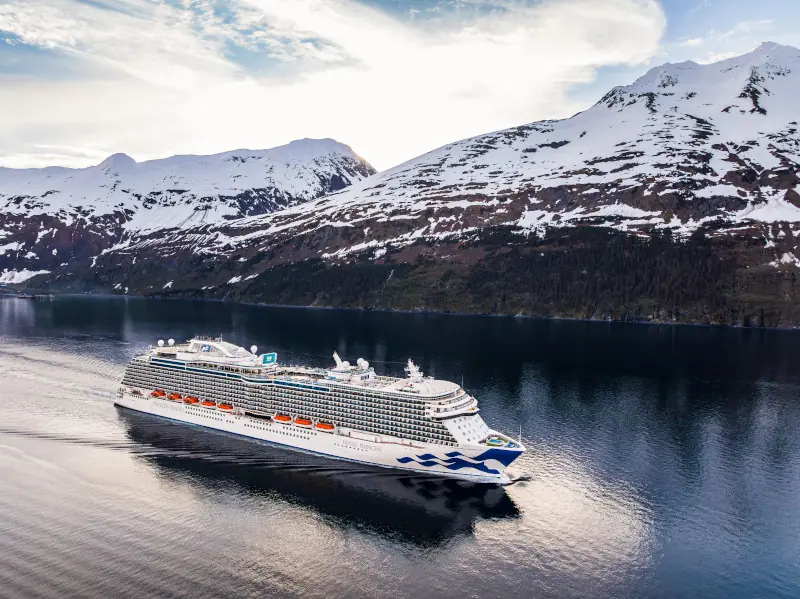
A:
[116,337,524,483]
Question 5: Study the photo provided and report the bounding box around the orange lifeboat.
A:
[274,414,291,423]
[184,396,199,405]
[167,392,182,401]
[151,389,166,398]
[218,403,233,411]
[315,422,335,432]
[294,417,312,427]
[201,400,216,408]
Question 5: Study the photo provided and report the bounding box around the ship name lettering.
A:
[342,439,380,452]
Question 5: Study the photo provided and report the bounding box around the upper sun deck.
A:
[141,337,464,401]
[153,337,263,364]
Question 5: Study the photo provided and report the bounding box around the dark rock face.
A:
[42,223,800,327]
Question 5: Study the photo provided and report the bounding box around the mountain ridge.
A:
[5,43,800,326]
[0,138,375,283]
[131,41,800,263]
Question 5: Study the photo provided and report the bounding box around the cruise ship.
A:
[116,337,524,483]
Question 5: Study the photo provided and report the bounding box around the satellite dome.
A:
[157,340,164,347]
[168,339,175,346]
[250,345,258,354]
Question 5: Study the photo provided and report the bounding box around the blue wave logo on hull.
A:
[397,448,521,475]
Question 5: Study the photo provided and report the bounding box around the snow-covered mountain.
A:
[0,138,374,282]
[166,41,798,265]
[4,43,800,324]
[1,138,374,228]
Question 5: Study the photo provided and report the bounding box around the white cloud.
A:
[717,19,775,40]
[0,0,667,170]
[678,37,704,47]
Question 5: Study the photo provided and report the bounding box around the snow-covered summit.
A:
[629,41,797,88]
[0,137,375,283]
[0,138,375,231]
[183,42,800,262]
[99,153,137,171]
[3,44,800,292]
[604,41,800,125]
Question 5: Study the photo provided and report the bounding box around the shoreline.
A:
[20,289,800,332]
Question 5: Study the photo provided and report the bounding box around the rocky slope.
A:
[7,43,800,325]
[0,139,375,283]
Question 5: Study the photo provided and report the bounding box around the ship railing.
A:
[435,392,469,407]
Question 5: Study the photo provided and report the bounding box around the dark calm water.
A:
[1,297,799,599]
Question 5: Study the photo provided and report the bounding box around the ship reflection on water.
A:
[116,408,520,548]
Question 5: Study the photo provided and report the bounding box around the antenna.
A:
[406,359,423,382]
[518,423,523,444]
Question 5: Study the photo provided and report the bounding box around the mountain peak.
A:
[0,138,376,234]
[754,41,797,54]
[718,40,800,68]
[99,153,137,170]
[628,42,800,90]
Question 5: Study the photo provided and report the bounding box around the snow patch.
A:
[0,242,22,255]
[770,252,800,267]
[0,269,50,283]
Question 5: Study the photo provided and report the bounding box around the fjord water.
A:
[1,297,798,599]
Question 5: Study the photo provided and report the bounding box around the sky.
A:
[0,0,798,171]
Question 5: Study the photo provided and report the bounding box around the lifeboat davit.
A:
[151,389,166,397]
[218,403,233,411]
[315,422,334,432]
[184,396,199,405]
[294,417,312,427]
[201,400,216,408]
[274,414,291,423]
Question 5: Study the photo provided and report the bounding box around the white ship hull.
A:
[115,392,521,484]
